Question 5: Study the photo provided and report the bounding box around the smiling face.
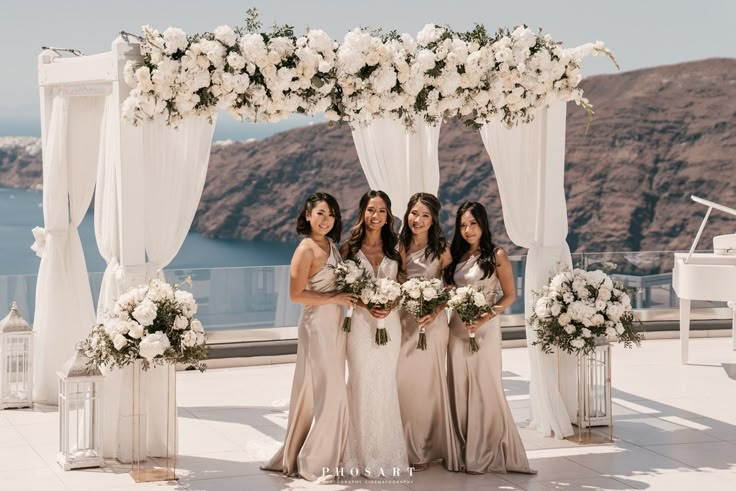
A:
[408,201,432,237]
[306,200,335,237]
[460,210,482,248]
[363,196,388,232]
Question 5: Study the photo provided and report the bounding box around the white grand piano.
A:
[672,196,736,364]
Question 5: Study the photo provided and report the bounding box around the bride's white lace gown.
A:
[343,250,409,477]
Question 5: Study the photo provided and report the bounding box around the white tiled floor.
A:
[2,337,736,491]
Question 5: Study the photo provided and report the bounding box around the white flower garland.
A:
[122,17,617,129]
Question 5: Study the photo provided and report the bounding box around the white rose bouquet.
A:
[361,277,402,345]
[81,278,207,371]
[400,276,449,350]
[530,267,642,355]
[447,285,498,353]
[331,259,373,332]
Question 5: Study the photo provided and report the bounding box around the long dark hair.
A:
[444,202,498,285]
[345,190,401,267]
[399,192,446,262]
[295,192,342,243]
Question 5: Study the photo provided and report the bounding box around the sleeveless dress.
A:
[397,247,461,470]
[343,251,409,477]
[447,255,534,474]
[262,240,349,482]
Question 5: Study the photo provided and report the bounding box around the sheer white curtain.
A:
[142,115,216,455]
[479,99,575,438]
[352,118,441,216]
[32,94,104,404]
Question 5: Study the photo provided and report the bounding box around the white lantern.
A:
[0,302,33,409]
[573,337,613,443]
[57,346,104,470]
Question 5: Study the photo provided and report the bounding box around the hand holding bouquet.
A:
[331,259,373,332]
[400,277,449,350]
[448,285,498,353]
[361,277,402,345]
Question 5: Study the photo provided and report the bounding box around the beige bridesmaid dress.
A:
[262,240,349,482]
[397,247,461,471]
[447,255,534,474]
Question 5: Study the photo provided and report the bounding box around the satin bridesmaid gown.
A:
[262,240,349,482]
[447,254,534,474]
[397,247,461,471]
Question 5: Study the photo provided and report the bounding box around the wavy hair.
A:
[345,190,401,267]
[399,192,446,262]
[444,202,498,285]
[295,192,342,243]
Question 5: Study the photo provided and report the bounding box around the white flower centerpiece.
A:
[400,277,449,350]
[361,277,402,345]
[530,267,643,355]
[82,278,207,371]
[331,259,373,332]
[447,285,498,353]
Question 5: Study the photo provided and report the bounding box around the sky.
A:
[1,0,734,140]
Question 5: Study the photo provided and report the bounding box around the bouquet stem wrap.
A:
[417,327,427,350]
[342,306,354,333]
[375,317,389,345]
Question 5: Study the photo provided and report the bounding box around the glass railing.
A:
[0,251,729,337]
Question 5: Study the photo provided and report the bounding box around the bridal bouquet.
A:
[448,285,498,353]
[400,277,449,350]
[530,267,643,355]
[81,278,208,371]
[361,277,402,345]
[331,259,373,332]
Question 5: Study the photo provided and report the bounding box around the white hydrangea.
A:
[132,298,158,327]
[139,332,171,361]
[214,25,237,47]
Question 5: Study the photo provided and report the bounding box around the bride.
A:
[339,190,409,478]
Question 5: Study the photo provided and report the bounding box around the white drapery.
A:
[32,94,104,404]
[479,100,575,438]
[352,118,441,216]
[96,114,216,459]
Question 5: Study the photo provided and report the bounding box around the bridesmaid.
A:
[262,192,358,483]
[396,192,461,472]
[444,202,535,474]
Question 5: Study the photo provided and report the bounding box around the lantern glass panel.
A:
[64,381,101,459]
[2,335,30,401]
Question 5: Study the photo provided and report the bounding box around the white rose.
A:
[175,290,197,317]
[181,330,199,348]
[473,292,487,307]
[174,315,189,330]
[424,287,437,301]
[190,319,205,334]
[138,332,171,362]
[550,302,562,317]
[563,292,575,304]
[564,325,576,334]
[591,314,604,326]
[598,287,612,302]
[132,298,157,327]
[571,339,586,349]
[162,27,188,55]
[213,25,237,47]
[534,298,550,319]
[558,313,571,327]
[128,322,145,339]
[581,327,592,338]
[113,333,128,351]
[409,289,422,300]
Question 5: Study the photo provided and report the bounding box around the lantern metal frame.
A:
[570,338,614,444]
[0,302,34,410]
[56,348,105,471]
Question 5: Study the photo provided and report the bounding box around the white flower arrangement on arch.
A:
[121,10,617,130]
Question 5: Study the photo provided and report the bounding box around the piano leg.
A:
[680,298,690,364]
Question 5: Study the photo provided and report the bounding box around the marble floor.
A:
[1,337,735,491]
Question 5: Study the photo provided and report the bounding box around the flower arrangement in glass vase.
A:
[331,259,373,332]
[530,267,643,355]
[360,277,402,345]
[400,277,449,350]
[447,285,499,353]
[82,278,207,371]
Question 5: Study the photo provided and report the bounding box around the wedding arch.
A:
[33,17,615,457]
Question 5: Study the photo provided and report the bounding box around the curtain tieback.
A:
[30,225,71,258]
[30,226,48,258]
